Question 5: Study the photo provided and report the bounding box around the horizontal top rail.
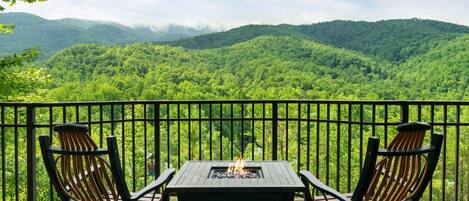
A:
[1,99,469,107]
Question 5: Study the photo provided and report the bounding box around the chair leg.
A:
[160,191,169,201]
[304,190,313,201]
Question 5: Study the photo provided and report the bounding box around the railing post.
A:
[400,101,409,123]
[272,102,278,160]
[154,103,161,177]
[26,105,36,200]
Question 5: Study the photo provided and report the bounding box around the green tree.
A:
[1,0,48,101]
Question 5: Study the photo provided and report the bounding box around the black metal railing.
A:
[0,100,468,200]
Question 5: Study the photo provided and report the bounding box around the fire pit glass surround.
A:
[208,166,263,179]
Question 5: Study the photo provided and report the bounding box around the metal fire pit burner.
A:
[208,166,263,179]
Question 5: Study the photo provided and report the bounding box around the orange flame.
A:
[228,156,245,173]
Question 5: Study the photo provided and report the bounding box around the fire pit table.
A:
[165,161,305,201]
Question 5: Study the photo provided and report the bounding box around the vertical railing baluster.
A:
[429,104,434,201]
[272,102,278,161]
[442,104,447,201]
[230,103,234,160]
[154,103,161,177]
[455,104,460,200]
[220,103,223,160]
[48,106,54,201]
[347,104,352,192]
[87,105,92,134]
[251,103,254,160]
[199,104,202,160]
[359,104,363,171]
[326,103,330,186]
[286,103,289,161]
[371,104,375,137]
[297,103,301,173]
[143,104,147,185]
[75,106,79,123]
[336,104,341,191]
[316,103,320,192]
[177,104,181,168]
[14,107,18,201]
[99,105,103,148]
[188,104,192,161]
[417,104,422,121]
[121,104,125,177]
[241,103,244,158]
[62,106,67,124]
[384,105,388,147]
[209,104,213,160]
[131,104,136,191]
[26,105,36,201]
[110,105,114,136]
[400,101,409,123]
[1,106,4,201]
[262,103,266,160]
[166,104,170,169]
[306,103,310,171]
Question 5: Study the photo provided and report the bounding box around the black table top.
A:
[166,161,305,193]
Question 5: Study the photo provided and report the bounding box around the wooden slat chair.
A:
[300,122,443,201]
[39,123,175,201]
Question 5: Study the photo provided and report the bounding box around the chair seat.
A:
[106,192,161,201]
[132,192,161,201]
[313,192,353,201]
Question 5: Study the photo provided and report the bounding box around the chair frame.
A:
[39,123,175,201]
[300,122,444,201]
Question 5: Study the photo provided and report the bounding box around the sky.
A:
[4,0,469,29]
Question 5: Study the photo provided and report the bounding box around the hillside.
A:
[43,36,397,101]
[396,35,469,99]
[165,19,469,62]
[0,12,213,56]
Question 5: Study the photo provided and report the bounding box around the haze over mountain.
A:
[0,12,213,56]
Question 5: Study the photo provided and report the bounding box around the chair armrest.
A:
[130,168,176,200]
[299,170,350,201]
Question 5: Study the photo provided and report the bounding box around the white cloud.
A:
[5,0,469,28]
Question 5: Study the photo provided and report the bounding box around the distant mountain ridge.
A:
[165,19,469,62]
[0,12,213,56]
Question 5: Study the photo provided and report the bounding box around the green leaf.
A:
[0,23,15,33]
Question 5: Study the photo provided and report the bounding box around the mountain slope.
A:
[0,12,213,56]
[44,36,396,101]
[166,19,469,62]
[396,35,469,99]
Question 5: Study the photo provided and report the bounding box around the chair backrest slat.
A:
[40,124,119,201]
[353,122,442,201]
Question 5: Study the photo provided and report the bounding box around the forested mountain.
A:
[0,12,213,56]
[165,19,469,62]
[43,36,397,101]
[396,35,469,99]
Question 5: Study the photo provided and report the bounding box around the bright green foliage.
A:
[0,48,48,100]
[396,35,469,99]
[44,36,397,101]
